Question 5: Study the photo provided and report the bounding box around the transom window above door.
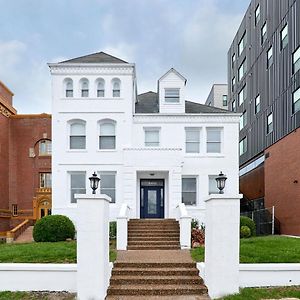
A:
[144,127,160,147]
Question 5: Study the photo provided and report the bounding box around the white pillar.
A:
[117,216,128,250]
[204,194,242,299]
[179,216,191,249]
[76,194,111,300]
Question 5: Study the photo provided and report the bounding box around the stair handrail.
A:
[6,219,30,243]
[176,203,191,249]
[116,203,131,251]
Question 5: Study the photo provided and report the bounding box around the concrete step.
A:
[112,267,199,276]
[128,229,179,234]
[129,219,177,223]
[127,245,180,250]
[113,262,196,268]
[128,240,180,245]
[128,236,179,241]
[107,284,208,296]
[110,275,203,285]
[106,296,210,300]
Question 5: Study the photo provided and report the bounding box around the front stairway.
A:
[106,219,209,299]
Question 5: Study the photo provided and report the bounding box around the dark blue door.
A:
[140,180,164,218]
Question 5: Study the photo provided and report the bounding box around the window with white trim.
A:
[99,172,116,203]
[267,113,273,134]
[99,121,116,149]
[165,88,180,103]
[97,79,105,97]
[182,177,197,206]
[281,24,288,49]
[70,122,86,149]
[70,172,86,203]
[112,79,121,97]
[39,140,52,156]
[144,128,160,147]
[255,94,261,114]
[209,175,219,194]
[293,47,300,74]
[80,79,89,97]
[206,128,222,153]
[239,137,247,155]
[65,79,73,98]
[40,173,52,188]
[293,87,300,114]
[185,128,200,153]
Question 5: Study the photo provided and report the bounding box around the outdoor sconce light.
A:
[215,171,227,194]
[89,172,100,194]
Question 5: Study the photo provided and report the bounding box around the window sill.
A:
[184,153,224,158]
[61,97,124,101]
[38,155,52,158]
[66,150,88,153]
[97,149,118,153]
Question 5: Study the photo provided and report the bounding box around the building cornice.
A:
[0,98,16,117]
[10,113,51,119]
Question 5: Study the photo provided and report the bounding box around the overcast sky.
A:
[0,0,249,114]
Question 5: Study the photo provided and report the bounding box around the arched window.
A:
[97,79,105,97]
[99,121,116,149]
[80,79,89,97]
[70,121,86,149]
[112,79,121,97]
[64,78,73,98]
[39,140,52,156]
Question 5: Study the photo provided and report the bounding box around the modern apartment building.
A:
[227,0,300,235]
[205,84,228,110]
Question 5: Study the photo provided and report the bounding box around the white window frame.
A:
[185,127,200,154]
[164,88,180,103]
[69,171,86,204]
[96,78,105,98]
[144,127,160,147]
[99,120,116,150]
[112,79,121,98]
[181,176,198,206]
[39,140,52,156]
[65,78,73,98]
[69,121,86,150]
[99,171,116,203]
[80,79,89,98]
[206,127,222,154]
[40,173,52,188]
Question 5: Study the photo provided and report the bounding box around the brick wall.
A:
[264,129,300,235]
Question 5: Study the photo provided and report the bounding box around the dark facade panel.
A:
[228,0,300,167]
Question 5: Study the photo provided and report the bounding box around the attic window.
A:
[165,88,180,103]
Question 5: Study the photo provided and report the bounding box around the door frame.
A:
[140,179,165,219]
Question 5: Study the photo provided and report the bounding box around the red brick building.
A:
[0,81,51,234]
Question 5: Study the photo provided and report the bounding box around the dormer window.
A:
[165,88,180,103]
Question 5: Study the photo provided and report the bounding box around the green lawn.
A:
[191,236,300,263]
[0,240,116,263]
[220,286,300,300]
[0,291,75,300]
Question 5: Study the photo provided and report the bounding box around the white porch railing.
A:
[176,203,191,249]
[116,203,131,250]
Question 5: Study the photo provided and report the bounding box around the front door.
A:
[140,179,164,218]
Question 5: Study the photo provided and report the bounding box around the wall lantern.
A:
[89,172,100,194]
[215,171,227,194]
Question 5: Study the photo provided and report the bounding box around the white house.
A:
[48,52,240,225]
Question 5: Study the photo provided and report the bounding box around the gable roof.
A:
[158,68,187,83]
[58,51,128,64]
[135,92,231,114]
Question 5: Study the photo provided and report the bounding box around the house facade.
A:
[49,52,240,224]
[205,84,228,110]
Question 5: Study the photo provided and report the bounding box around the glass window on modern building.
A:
[267,46,273,68]
[222,95,228,106]
[238,85,246,106]
[255,4,260,25]
[232,77,236,92]
[238,32,246,56]
[267,113,273,134]
[238,58,246,81]
[255,94,261,114]
[293,87,300,114]
[239,137,247,156]
[281,24,288,49]
[240,111,247,130]
[293,47,300,74]
[232,100,236,111]
[232,53,236,68]
[182,177,197,206]
[261,22,267,44]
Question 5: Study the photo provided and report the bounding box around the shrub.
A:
[191,228,205,248]
[240,216,256,237]
[191,218,199,230]
[33,215,75,242]
[240,225,251,238]
[110,221,116,239]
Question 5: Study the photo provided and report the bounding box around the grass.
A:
[191,235,300,263]
[220,286,300,299]
[0,291,75,300]
[0,239,117,263]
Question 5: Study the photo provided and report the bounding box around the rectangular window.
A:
[70,172,86,203]
[232,100,236,111]
[182,177,197,206]
[66,90,73,98]
[185,128,200,153]
[267,46,273,68]
[232,53,236,68]
[267,113,273,134]
[99,172,116,203]
[97,90,105,97]
[240,111,247,130]
[70,123,86,150]
[238,85,246,105]
[238,58,246,81]
[239,137,247,155]
[39,140,52,156]
[12,204,18,217]
[40,173,52,188]
[255,4,260,25]
[281,24,288,49]
[261,22,267,44]
[293,87,300,113]
[293,47,300,74]
[238,32,246,56]
[144,128,160,147]
[255,94,261,114]
[207,128,222,153]
[165,88,180,103]
[99,123,116,150]
[232,77,236,92]
[222,95,227,106]
[209,175,219,194]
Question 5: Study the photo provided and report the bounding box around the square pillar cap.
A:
[75,193,112,203]
[205,194,243,202]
